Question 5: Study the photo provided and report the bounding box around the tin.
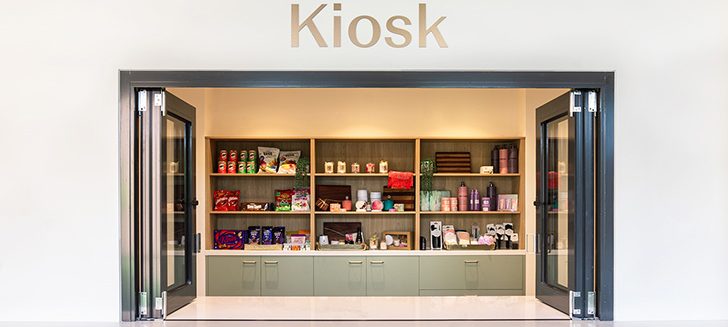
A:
[227,161,236,174]
[247,161,256,174]
[238,161,246,174]
[219,150,228,161]
[248,149,257,162]
[239,150,248,162]
[217,161,227,174]
[229,150,238,162]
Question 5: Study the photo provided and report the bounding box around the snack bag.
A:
[277,150,301,174]
[275,189,294,211]
[227,190,240,211]
[291,188,310,212]
[258,147,280,174]
[213,190,230,211]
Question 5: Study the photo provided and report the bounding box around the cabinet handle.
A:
[264,261,279,265]
[464,260,479,264]
[370,260,385,265]
[348,260,363,265]
[242,260,257,265]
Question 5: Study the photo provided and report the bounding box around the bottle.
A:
[508,145,519,174]
[473,188,481,211]
[491,146,500,173]
[487,182,497,211]
[458,181,468,211]
[342,196,352,211]
[356,227,363,244]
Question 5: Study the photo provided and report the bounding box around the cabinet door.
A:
[478,255,524,291]
[314,256,366,296]
[261,256,314,296]
[206,256,260,296]
[420,256,469,290]
[366,256,419,296]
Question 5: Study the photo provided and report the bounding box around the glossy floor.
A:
[3,322,728,327]
[167,296,569,321]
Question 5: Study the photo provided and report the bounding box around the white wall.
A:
[0,0,727,322]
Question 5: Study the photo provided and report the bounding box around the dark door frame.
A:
[119,71,614,321]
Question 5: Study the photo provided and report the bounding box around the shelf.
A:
[211,211,312,215]
[315,173,390,177]
[315,211,416,215]
[422,173,520,177]
[209,173,298,177]
[202,249,526,256]
[420,211,520,215]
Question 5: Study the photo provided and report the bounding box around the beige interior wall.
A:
[204,88,526,138]
[170,87,565,297]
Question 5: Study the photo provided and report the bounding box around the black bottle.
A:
[491,146,500,173]
[355,227,363,244]
[486,182,497,211]
[420,236,427,250]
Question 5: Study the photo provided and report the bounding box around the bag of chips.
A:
[226,190,240,211]
[277,150,301,174]
[275,189,294,211]
[292,188,310,212]
[258,147,280,174]
[213,190,229,211]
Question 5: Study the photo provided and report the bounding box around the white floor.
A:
[166,296,569,321]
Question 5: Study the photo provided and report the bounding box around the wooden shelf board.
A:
[315,211,416,215]
[315,173,391,177]
[425,173,520,177]
[420,211,520,215]
[211,211,312,215]
[209,173,297,177]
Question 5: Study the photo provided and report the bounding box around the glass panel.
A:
[545,116,570,289]
[163,115,188,289]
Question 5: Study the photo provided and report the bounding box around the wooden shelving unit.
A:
[205,137,524,252]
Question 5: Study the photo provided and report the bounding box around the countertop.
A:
[202,249,527,256]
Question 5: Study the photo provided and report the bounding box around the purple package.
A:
[248,226,261,244]
[262,226,273,245]
[273,226,286,244]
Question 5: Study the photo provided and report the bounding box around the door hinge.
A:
[587,291,597,317]
[155,295,164,312]
[137,90,148,115]
[570,291,582,317]
[569,90,582,117]
[587,91,598,115]
[154,92,166,116]
[138,291,148,316]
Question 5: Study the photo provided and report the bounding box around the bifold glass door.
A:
[535,90,596,319]
[137,89,197,319]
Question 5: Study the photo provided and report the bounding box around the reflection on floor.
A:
[166,296,569,321]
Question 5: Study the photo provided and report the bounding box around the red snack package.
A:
[227,190,240,211]
[213,190,230,211]
[387,171,414,190]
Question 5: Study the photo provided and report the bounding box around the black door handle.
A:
[533,201,544,207]
[191,199,199,207]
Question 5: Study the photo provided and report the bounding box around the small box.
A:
[382,231,412,250]
[214,230,246,250]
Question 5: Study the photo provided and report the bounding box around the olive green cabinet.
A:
[419,255,524,295]
[366,256,419,296]
[314,256,367,296]
[206,256,261,296]
[261,256,314,296]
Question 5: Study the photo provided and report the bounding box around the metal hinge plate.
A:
[587,291,596,317]
[137,91,148,115]
[587,91,598,114]
[138,291,148,316]
[154,92,166,116]
[570,291,581,317]
[570,90,582,117]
